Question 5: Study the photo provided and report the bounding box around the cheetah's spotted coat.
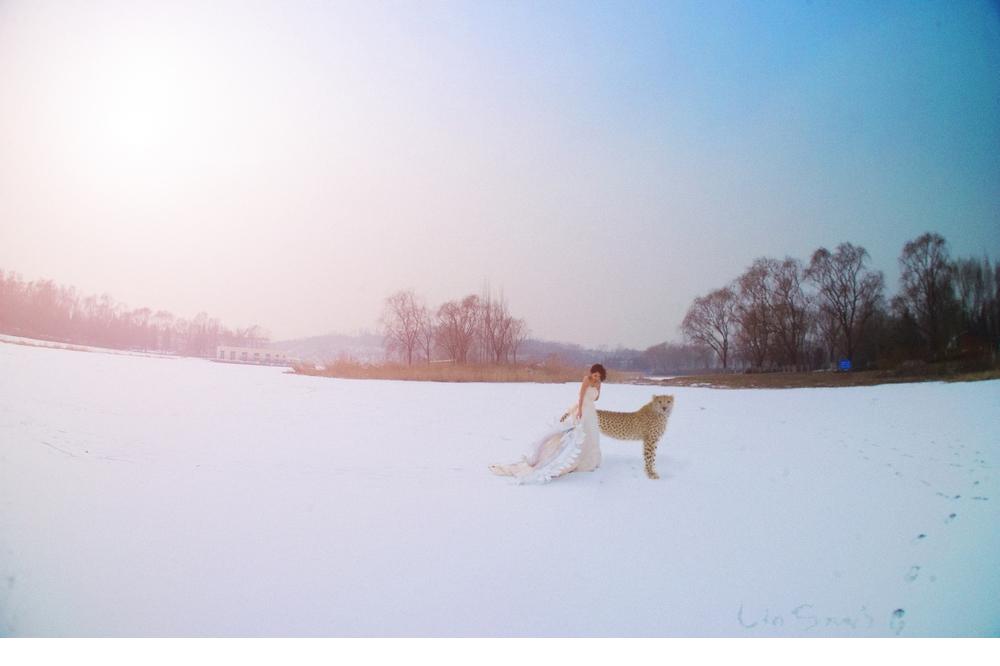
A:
[597,395,675,479]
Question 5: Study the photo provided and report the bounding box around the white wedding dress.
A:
[490,386,602,483]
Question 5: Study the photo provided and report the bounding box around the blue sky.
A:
[1,0,997,347]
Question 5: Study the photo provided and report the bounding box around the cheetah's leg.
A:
[643,435,660,480]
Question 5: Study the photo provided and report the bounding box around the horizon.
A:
[1,1,998,349]
[1,223,996,352]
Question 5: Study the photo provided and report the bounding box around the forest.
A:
[0,271,268,356]
[3,232,996,376]
[680,232,998,372]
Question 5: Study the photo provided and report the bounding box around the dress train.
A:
[490,386,601,484]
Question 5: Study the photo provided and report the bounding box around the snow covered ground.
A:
[1,340,998,637]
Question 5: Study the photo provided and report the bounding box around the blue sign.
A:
[838,358,852,371]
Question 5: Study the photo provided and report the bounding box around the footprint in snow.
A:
[904,566,921,583]
[891,609,906,636]
[945,513,957,523]
[912,534,926,543]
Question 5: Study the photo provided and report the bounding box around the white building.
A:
[215,345,296,367]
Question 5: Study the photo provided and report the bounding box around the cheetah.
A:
[597,395,675,479]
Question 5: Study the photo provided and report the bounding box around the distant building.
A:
[215,345,296,367]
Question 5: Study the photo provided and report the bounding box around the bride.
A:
[490,364,606,484]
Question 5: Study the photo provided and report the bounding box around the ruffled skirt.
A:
[490,409,600,484]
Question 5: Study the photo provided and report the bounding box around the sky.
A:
[1,0,998,349]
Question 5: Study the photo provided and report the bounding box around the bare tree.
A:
[805,243,884,366]
[153,310,175,352]
[509,318,529,365]
[494,309,515,363]
[954,256,994,342]
[130,307,153,351]
[814,305,840,368]
[769,257,812,370]
[28,279,60,338]
[681,285,738,369]
[735,259,775,370]
[380,289,424,366]
[435,294,480,364]
[97,293,122,347]
[898,233,958,359]
[480,289,516,364]
[187,312,207,355]
[417,305,435,364]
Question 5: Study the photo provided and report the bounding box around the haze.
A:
[1,1,997,349]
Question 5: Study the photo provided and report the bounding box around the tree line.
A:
[0,269,269,355]
[380,287,529,365]
[681,233,999,372]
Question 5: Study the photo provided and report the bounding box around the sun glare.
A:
[94,54,191,159]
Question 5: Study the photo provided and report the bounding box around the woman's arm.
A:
[577,375,590,417]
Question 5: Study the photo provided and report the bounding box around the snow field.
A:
[1,341,997,636]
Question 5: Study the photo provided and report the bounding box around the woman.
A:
[490,364,606,483]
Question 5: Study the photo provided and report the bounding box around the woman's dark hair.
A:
[590,363,607,381]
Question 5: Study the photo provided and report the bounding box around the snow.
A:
[0,333,173,358]
[1,341,998,636]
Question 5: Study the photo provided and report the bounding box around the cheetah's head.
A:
[650,394,675,417]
